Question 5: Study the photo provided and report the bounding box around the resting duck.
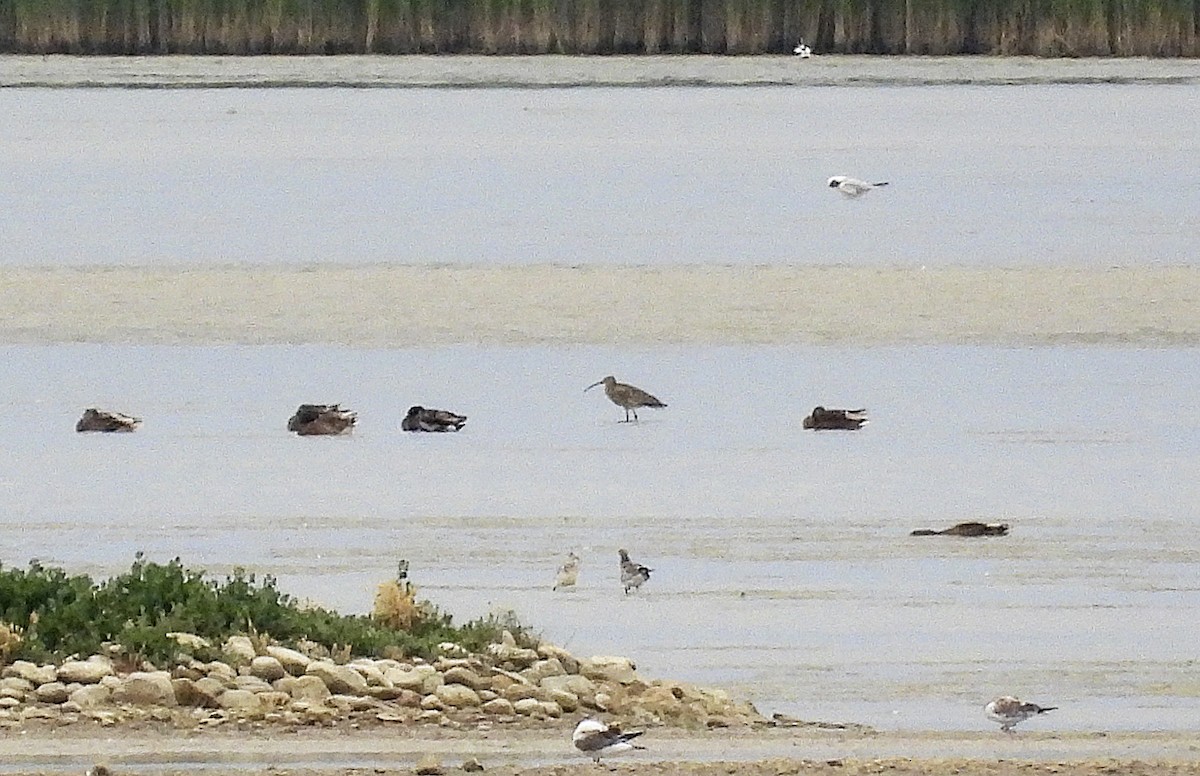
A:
[76,408,141,433]
[911,522,1009,537]
[803,406,868,430]
[287,404,356,436]
[402,406,466,432]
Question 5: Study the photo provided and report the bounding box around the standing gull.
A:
[584,376,666,423]
[828,175,889,198]
[985,696,1057,733]
[618,549,652,594]
[553,552,581,591]
[572,718,645,763]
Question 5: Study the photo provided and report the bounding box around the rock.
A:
[57,660,113,685]
[501,683,539,703]
[2,661,56,686]
[512,697,543,717]
[461,757,485,772]
[580,656,638,684]
[486,643,539,669]
[435,683,481,709]
[249,656,286,682]
[222,636,257,665]
[305,662,368,695]
[0,677,33,698]
[166,632,212,652]
[394,689,423,708]
[521,658,566,685]
[442,666,488,691]
[543,688,579,713]
[480,698,514,716]
[277,675,331,703]
[349,661,389,687]
[234,675,274,693]
[415,753,444,775]
[0,697,19,709]
[420,694,445,711]
[536,644,580,675]
[256,691,292,710]
[217,689,264,714]
[538,700,563,718]
[387,666,436,693]
[113,671,177,706]
[204,661,238,684]
[541,674,596,700]
[437,642,469,657]
[265,646,311,675]
[34,682,70,704]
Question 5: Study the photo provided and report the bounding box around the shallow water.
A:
[4,343,1198,732]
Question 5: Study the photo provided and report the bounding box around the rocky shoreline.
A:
[0,631,762,732]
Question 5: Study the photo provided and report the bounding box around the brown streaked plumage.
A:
[911,522,1009,537]
[287,403,356,436]
[803,406,868,431]
[553,551,580,591]
[985,695,1057,733]
[401,405,466,432]
[585,376,666,423]
[75,408,141,433]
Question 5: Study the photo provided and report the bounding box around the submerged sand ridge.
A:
[8,264,1200,347]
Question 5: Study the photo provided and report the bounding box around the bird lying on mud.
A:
[618,549,652,594]
[911,522,1009,537]
[553,552,581,591]
[828,175,889,197]
[75,408,141,433]
[572,718,645,763]
[803,406,868,430]
[401,405,466,432]
[287,404,357,436]
[585,376,666,423]
[985,696,1057,733]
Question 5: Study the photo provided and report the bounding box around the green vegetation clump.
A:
[0,553,533,666]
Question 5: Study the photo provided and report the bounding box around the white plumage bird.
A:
[828,175,889,197]
[572,718,645,763]
[553,551,580,591]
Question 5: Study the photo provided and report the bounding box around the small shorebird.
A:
[828,175,889,198]
[793,38,812,57]
[86,766,113,776]
[618,549,652,594]
[553,552,581,591]
[803,406,868,430]
[985,696,1057,733]
[75,408,141,433]
[572,718,645,763]
[286,403,357,436]
[585,376,666,423]
[401,405,466,432]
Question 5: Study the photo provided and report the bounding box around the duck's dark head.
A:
[406,406,424,417]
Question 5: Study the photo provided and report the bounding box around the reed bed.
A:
[0,0,1197,55]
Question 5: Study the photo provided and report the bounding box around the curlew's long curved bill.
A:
[584,381,604,392]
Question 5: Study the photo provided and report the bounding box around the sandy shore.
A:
[6,264,1200,346]
[3,723,1200,775]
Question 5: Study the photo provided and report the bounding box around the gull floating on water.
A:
[572,718,646,763]
[75,408,141,433]
[553,551,581,591]
[828,175,889,197]
[618,549,652,594]
[803,406,868,431]
[793,38,812,57]
[287,403,357,436]
[401,405,466,432]
[985,695,1057,733]
[585,376,667,423]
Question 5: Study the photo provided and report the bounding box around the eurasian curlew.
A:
[584,376,666,423]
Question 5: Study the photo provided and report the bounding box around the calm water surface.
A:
[1,57,1197,735]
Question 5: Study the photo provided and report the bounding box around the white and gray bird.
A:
[985,695,1057,733]
[793,38,812,57]
[572,718,645,763]
[553,551,581,591]
[618,549,652,594]
[828,175,889,197]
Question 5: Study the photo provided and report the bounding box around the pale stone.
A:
[249,656,286,682]
[486,642,539,669]
[0,677,33,696]
[34,682,70,704]
[265,646,311,675]
[416,709,444,723]
[2,661,56,685]
[349,662,388,687]
[305,662,368,695]
[0,697,18,709]
[420,694,445,711]
[222,636,256,665]
[536,644,580,675]
[234,675,274,693]
[415,753,444,775]
[540,674,597,700]
[278,675,332,703]
[422,674,444,695]
[217,689,263,714]
[442,666,488,691]
[538,700,563,718]
[435,683,481,709]
[543,688,579,713]
[167,632,212,651]
[436,642,468,657]
[501,684,539,703]
[521,658,565,684]
[580,656,638,684]
[386,665,437,692]
[113,671,177,706]
[256,691,292,710]
[205,661,238,684]
[56,660,112,684]
[481,698,514,716]
[512,698,543,716]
